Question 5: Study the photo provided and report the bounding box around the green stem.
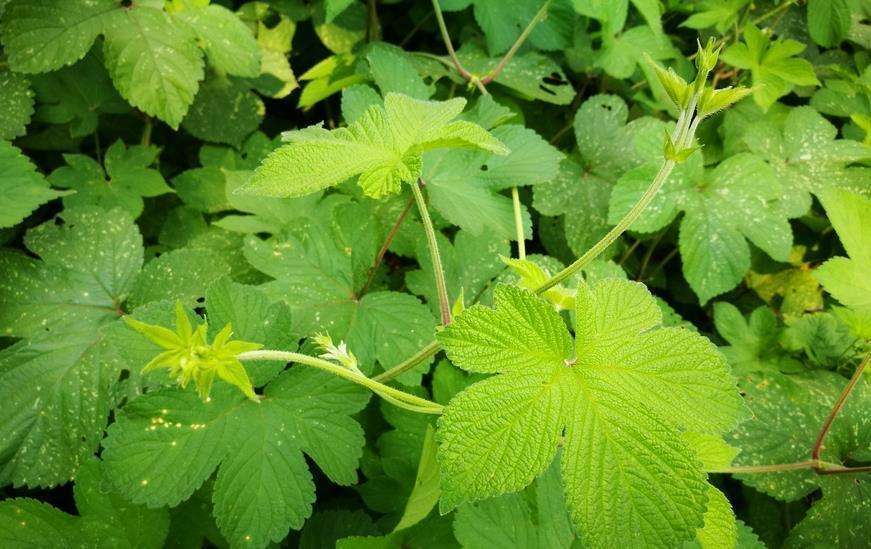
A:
[713,460,818,474]
[534,159,676,293]
[413,179,452,325]
[367,0,381,42]
[713,459,871,476]
[812,354,868,463]
[238,350,444,415]
[373,340,442,383]
[480,0,552,85]
[534,92,700,294]
[512,186,526,260]
[141,117,152,147]
[430,0,474,82]
[750,0,797,26]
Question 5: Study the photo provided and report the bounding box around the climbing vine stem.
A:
[238,350,444,415]
[412,179,452,326]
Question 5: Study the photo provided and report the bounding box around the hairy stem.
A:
[239,350,444,414]
[431,0,474,81]
[480,0,552,85]
[373,340,442,383]
[812,354,869,463]
[361,193,415,294]
[413,179,452,325]
[534,159,676,293]
[714,459,871,476]
[534,93,700,294]
[512,186,526,260]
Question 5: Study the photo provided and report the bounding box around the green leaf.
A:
[173,3,261,77]
[680,0,749,33]
[73,458,170,548]
[394,425,440,531]
[682,432,740,471]
[244,7,297,99]
[0,498,81,547]
[243,212,438,384]
[48,140,172,218]
[0,499,79,545]
[457,43,575,105]
[102,5,204,128]
[205,279,296,387]
[807,0,851,48]
[30,51,130,138]
[0,208,144,487]
[814,188,871,317]
[365,42,431,100]
[342,84,383,124]
[299,510,379,549]
[744,106,871,217]
[721,25,820,110]
[692,486,737,549]
[217,173,324,236]
[324,0,357,23]
[298,54,366,109]
[453,461,576,548]
[726,370,868,501]
[421,122,561,239]
[781,312,857,369]
[0,140,65,228]
[422,148,529,239]
[0,68,33,139]
[736,519,766,548]
[712,303,800,375]
[437,280,745,545]
[437,284,572,374]
[103,367,369,547]
[611,152,796,303]
[597,25,677,79]
[406,230,509,315]
[0,0,118,73]
[448,0,573,55]
[182,75,264,147]
[785,475,871,547]
[0,207,141,336]
[245,93,508,199]
[0,327,129,488]
[534,94,666,256]
[127,248,232,309]
[746,248,823,320]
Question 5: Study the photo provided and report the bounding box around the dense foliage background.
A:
[0,0,869,547]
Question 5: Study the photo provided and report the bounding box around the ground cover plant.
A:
[0,0,869,547]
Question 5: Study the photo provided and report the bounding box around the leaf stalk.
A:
[412,179,452,326]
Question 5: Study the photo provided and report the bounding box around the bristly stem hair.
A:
[412,178,452,326]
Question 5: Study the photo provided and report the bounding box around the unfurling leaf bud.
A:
[313,333,360,373]
[693,38,722,93]
[647,55,691,109]
[697,86,753,119]
[663,130,698,163]
[123,302,261,402]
